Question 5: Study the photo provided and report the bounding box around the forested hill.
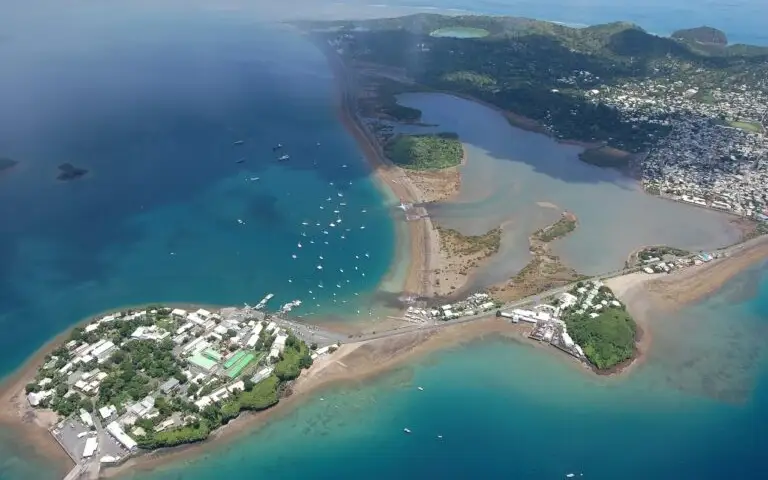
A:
[297,13,768,59]
[299,14,768,153]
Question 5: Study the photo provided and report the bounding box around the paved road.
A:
[341,234,768,345]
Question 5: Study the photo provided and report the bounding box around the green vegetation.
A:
[671,26,727,46]
[385,133,463,170]
[638,245,690,262]
[98,339,184,408]
[135,337,310,450]
[304,14,768,152]
[274,335,313,381]
[380,102,422,122]
[534,216,577,243]
[436,225,501,257]
[430,27,490,38]
[565,308,636,370]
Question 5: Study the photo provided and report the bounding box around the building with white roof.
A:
[195,308,212,319]
[106,421,137,451]
[99,405,117,420]
[82,437,98,458]
[79,409,94,427]
[171,308,187,318]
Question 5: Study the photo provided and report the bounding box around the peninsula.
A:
[6,300,342,477]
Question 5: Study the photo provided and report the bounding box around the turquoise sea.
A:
[1,1,767,479]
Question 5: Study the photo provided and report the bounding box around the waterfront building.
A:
[106,421,137,451]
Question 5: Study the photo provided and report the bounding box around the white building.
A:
[82,437,98,458]
[106,421,137,451]
[79,409,94,428]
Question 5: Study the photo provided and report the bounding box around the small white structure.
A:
[79,409,94,428]
[99,405,117,420]
[82,437,98,458]
[171,308,187,318]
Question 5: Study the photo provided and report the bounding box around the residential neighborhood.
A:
[27,300,342,470]
[589,77,768,219]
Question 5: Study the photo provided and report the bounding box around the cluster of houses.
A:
[435,293,498,321]
[31,302,339,467]
[498,296,584,360]
[496,280,630,361]
[640,252,715,274]
[585,74,767,220]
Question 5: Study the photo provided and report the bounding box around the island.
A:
[57,163,89,181]
[21,301,340,470]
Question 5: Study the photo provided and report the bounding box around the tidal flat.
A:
[395,93,743,284]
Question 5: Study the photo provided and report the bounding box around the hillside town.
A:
[588,76,768,219]
[25,300,341,469]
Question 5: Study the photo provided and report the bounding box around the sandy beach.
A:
[606,234,768,374]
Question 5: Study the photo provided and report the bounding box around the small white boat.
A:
[288,279,292,283]
[417,387,424,391]
[338,192,343,197]
[302,221,309,226]
[341,235,345,239]
[329,222,336,227]
[361,209,367,213]
[320,206,324,210]
[249,176,260,181]
[360,225,366,230]
[403,428,411,434]
[336,284,341,288]
[326,196,332,201]
[333,210,340,214]
[292,254,297,259]
[298,243,302,248]
[336,218,342,224]
[323,230,329,235]
[364,253,370,258]
[278,154,290,161]
[317,265,323,270]
[354,266,358,270]
[339,268,344,273]
[319,255,324,260]
[342,164,347,168]
[237,219,245,224]
[565,475,575,479]
[437,435,443,439]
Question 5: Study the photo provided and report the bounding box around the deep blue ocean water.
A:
[0,1,766,479]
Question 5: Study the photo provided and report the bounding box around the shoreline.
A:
[320,37,437,298]
[2,234,767,475]
[605,233,768,375]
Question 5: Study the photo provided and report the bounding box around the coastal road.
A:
[339,234,768,345]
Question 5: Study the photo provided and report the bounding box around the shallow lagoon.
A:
[395,93,742,283]
[132,262,768,480]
